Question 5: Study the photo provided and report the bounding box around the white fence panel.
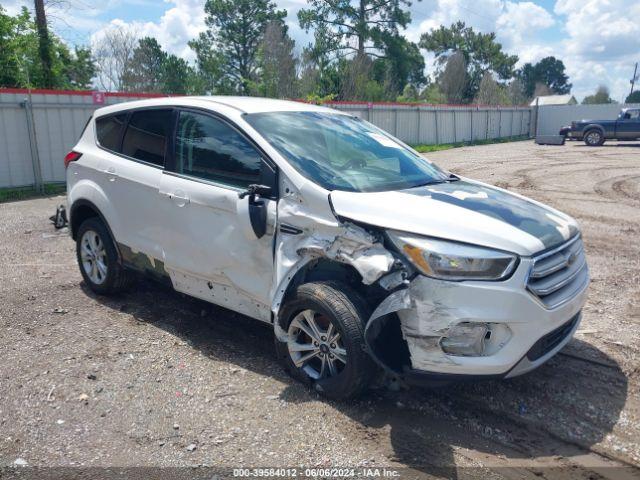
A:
[0,91,534,189]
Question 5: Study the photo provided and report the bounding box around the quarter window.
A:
[122,109,173,166]
[96,113,127,152]
[175,111,261,188]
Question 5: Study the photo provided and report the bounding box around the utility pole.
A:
[34,0,54,88]
[630,62,638,100]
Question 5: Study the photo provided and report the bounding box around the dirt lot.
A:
[1,140,639,478]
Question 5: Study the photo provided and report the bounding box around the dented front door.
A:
[159,109,277,322]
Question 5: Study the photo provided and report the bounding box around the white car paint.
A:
[67,96,589,382]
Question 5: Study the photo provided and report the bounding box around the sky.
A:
[3,0,639,102]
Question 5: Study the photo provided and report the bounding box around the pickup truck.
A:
[568,107,640,146]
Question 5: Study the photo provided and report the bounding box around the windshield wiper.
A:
[410,174,460,188]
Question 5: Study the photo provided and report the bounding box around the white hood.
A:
[330,179,579,256]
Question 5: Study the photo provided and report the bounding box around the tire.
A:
[76,217,134,295]
[584,129,605,146]
[275,281,376,400]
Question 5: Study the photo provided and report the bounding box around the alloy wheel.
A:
[80,230,108,285]
[586,131,601,145]
[287,309,347,380]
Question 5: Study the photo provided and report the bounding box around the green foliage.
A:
[191,0,286,94]
[0,6,96,90]
[412,135,529,153]
[420,83,447,104]
[298,0,422,101]
[255,21,298,98]
[372,35,425,99]
[396,84,419,102]
[419,21,518,102]
[298,0,413,58]
[0,183,65,203]
[625,90,640,104]
[0,6,96,89]
[582,86,616,105]
[304,92,336,104]
[516,56,571,98]
[122,37,197,94]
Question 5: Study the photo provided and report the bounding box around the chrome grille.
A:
[527,236,589,309]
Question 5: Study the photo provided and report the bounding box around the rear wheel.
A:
[584,129,604,146]
[76,217,134,295]
[275,282,376,400]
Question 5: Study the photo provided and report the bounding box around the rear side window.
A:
[174,111,262,188]
[96,113,127,152]
[122,109,173,166]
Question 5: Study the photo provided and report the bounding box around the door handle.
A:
[162,190,189,207]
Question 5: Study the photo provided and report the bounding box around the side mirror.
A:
[238,184,272,239]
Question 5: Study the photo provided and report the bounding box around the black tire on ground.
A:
[584,129,605,146]
[75,217,134,295]
[275,281,376,400]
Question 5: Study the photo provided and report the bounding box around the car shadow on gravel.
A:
[84,279,628,478]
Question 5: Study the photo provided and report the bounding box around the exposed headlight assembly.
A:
[388,231,517,281]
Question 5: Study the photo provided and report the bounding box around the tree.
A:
[373,35,425,99]
[582,85,616,105]
[60,46,95,89]
[34,0,53,87]
[420,83,446,104]
[190,0,286,94]
[93,24,138,91]
[438,51,467,103]
[119,37,200,94]
[298,0,414,60]
[625,91,640,104]
[0,6,95,89]
[475,72,507,105]
[396,83,419,102]
[516,56,571,98]
[298,23,341,98]
[255,21,298,98]
[419,21,518,102]
[121,37,166,93]
[161,55,197,94]
[507,78,527,106]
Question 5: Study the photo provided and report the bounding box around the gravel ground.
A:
[0,140,639,479]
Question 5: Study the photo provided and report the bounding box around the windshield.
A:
[244,111,448,192]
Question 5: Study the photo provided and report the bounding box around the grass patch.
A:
[0,183,66,203]
[412,135,529,153]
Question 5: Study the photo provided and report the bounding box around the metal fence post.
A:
[20,97,44,193]
[453,109,457,143]
[394,107,399,137]
[416,106,421,144]
[435,109,440,145]
[485,109,490,139]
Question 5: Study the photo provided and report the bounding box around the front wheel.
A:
[275,282,376,400]
[584,129,605,146]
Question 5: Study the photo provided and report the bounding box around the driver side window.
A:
[174,111,262,188]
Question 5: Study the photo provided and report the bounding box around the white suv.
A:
[66,97,589,399]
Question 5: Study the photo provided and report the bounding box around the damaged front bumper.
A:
[365,256,589,383]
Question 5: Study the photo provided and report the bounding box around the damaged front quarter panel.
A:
[271,180,458,378]
[270,181,395,314]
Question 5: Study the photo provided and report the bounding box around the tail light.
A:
[64,151,82,168]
